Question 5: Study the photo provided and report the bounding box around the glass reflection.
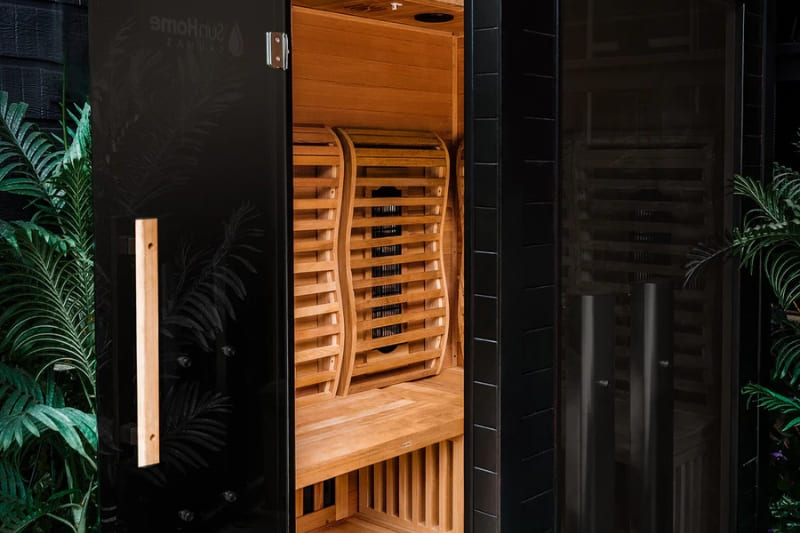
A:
[559,0,734,530]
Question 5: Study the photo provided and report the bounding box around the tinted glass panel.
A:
[559,1,735,530]
[90,2,291,530]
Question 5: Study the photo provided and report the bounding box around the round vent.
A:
[414,12,454,23]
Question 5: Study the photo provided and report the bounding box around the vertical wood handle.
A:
[135,218,159,467]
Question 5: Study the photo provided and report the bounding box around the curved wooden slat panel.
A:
[293,125,347,398]
[336,128,450,395]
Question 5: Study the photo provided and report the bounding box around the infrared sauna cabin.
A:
[290,3,466,532]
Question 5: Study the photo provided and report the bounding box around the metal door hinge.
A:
[266,32,289,70]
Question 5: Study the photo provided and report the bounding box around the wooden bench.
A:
[296,368,463,488]
[295,368,463,532]
[294,129,463,533]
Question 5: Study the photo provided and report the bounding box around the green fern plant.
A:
[0,91,96,532]
[688,163,800,531]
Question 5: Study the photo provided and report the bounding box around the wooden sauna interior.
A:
[290,2,466,532]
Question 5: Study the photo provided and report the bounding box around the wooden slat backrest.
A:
[336,128,451,395]
[293,125,346,398]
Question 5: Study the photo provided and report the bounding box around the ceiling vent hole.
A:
[414,12,454,23]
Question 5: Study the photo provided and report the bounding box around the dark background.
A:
[776,0,800,167]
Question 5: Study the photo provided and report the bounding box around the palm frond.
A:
[0,456,39,533]
[0,456,82,533]
[743,383,800,432]
[763,246,800,310]
[0,96,96,531]
[0,364,96,459]
[48,106,95,348]
[772,316,800,386]
[0,91,62,207]
[687,172,800,285]
[59,103,91,168]
[684,235,734,284]
[733,173,789,226]
[0,223,95,394]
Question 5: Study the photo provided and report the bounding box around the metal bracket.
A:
[266,32,289,70]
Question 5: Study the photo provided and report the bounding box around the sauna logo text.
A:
[148,16,244,57]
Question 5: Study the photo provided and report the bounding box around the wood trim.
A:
[451,436,464,533]
[451,37,460,143]
[455,142,465,367]
[297,506,337,532]
[135,218,159,467]
[336,474,351,520]
[336,129,360,395]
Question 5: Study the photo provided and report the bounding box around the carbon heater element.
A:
[564,293,616,533]
[629,281,674,533]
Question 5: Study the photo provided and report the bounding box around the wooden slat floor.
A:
[311,517,395,533]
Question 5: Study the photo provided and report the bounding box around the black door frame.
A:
[732,0,774,529]
[461,0,771,531]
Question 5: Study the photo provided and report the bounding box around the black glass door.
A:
[90,1,291,530]
[559,0,737,530]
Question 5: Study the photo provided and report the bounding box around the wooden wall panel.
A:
[292,7,458,142]
[293,0,463,35]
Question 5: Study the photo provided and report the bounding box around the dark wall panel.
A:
[0,0,88,220]
[0,0,88,124]
[466,0,559,531]
[466,1,500,530]
[499,2,558,531]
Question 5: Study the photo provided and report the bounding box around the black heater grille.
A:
[371,186,402,352]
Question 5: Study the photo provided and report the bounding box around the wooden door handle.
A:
[135,218,159,467]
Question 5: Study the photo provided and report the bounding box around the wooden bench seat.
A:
[296,368,463,489]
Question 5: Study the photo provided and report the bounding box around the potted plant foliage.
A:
[688,160,800,531]
[0,91,97,532]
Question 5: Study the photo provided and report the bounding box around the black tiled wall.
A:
[0,0,88,125]
[466,1,558,531]
[0,0,88,220]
